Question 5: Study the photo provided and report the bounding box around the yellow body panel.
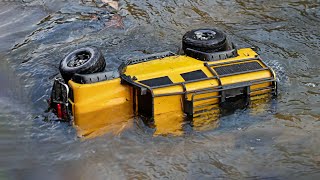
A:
[67,48,276,137]
[69,79,133,136]
[153,95,182,115]
[153,112,185,136]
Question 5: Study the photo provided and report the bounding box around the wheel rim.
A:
[193,29,217,41]
[67,51,91,67]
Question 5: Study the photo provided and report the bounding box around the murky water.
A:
[0,0,319,179]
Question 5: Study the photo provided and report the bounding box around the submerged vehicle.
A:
[50,28,277,137]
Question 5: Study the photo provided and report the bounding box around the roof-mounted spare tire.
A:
[182,28,228,53]
[59,47,106,83]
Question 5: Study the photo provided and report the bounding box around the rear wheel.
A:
[59,47,106,83]
[182,28,228,53]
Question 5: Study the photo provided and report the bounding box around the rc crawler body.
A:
[50,28,277,136]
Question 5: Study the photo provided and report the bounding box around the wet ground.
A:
[0,0,320,179]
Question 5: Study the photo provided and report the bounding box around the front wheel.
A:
[59,47,106,83]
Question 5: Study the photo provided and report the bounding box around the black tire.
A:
[59,47,106,83]
[182,28,228,53]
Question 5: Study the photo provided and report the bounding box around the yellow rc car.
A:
[50,28,277,137]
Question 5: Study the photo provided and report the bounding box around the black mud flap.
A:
[120,74,155,123]
[220,86,250,115]
[50,78,71,121]
[137,89,153,118]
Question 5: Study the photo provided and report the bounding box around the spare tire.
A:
[59,47,106,83]
[182,28,228,53]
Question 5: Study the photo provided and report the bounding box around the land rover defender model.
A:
[50,28,277,136]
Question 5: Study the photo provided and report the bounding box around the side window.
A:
[139,76,173,87]
[180,70,207,81]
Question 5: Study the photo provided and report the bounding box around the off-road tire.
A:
[182,28,228,53]
[59,47,106,83]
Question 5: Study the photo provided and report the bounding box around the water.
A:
[0,0,319,179]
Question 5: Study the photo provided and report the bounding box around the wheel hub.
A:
[194,30,216,41]
[68,52,91,67]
